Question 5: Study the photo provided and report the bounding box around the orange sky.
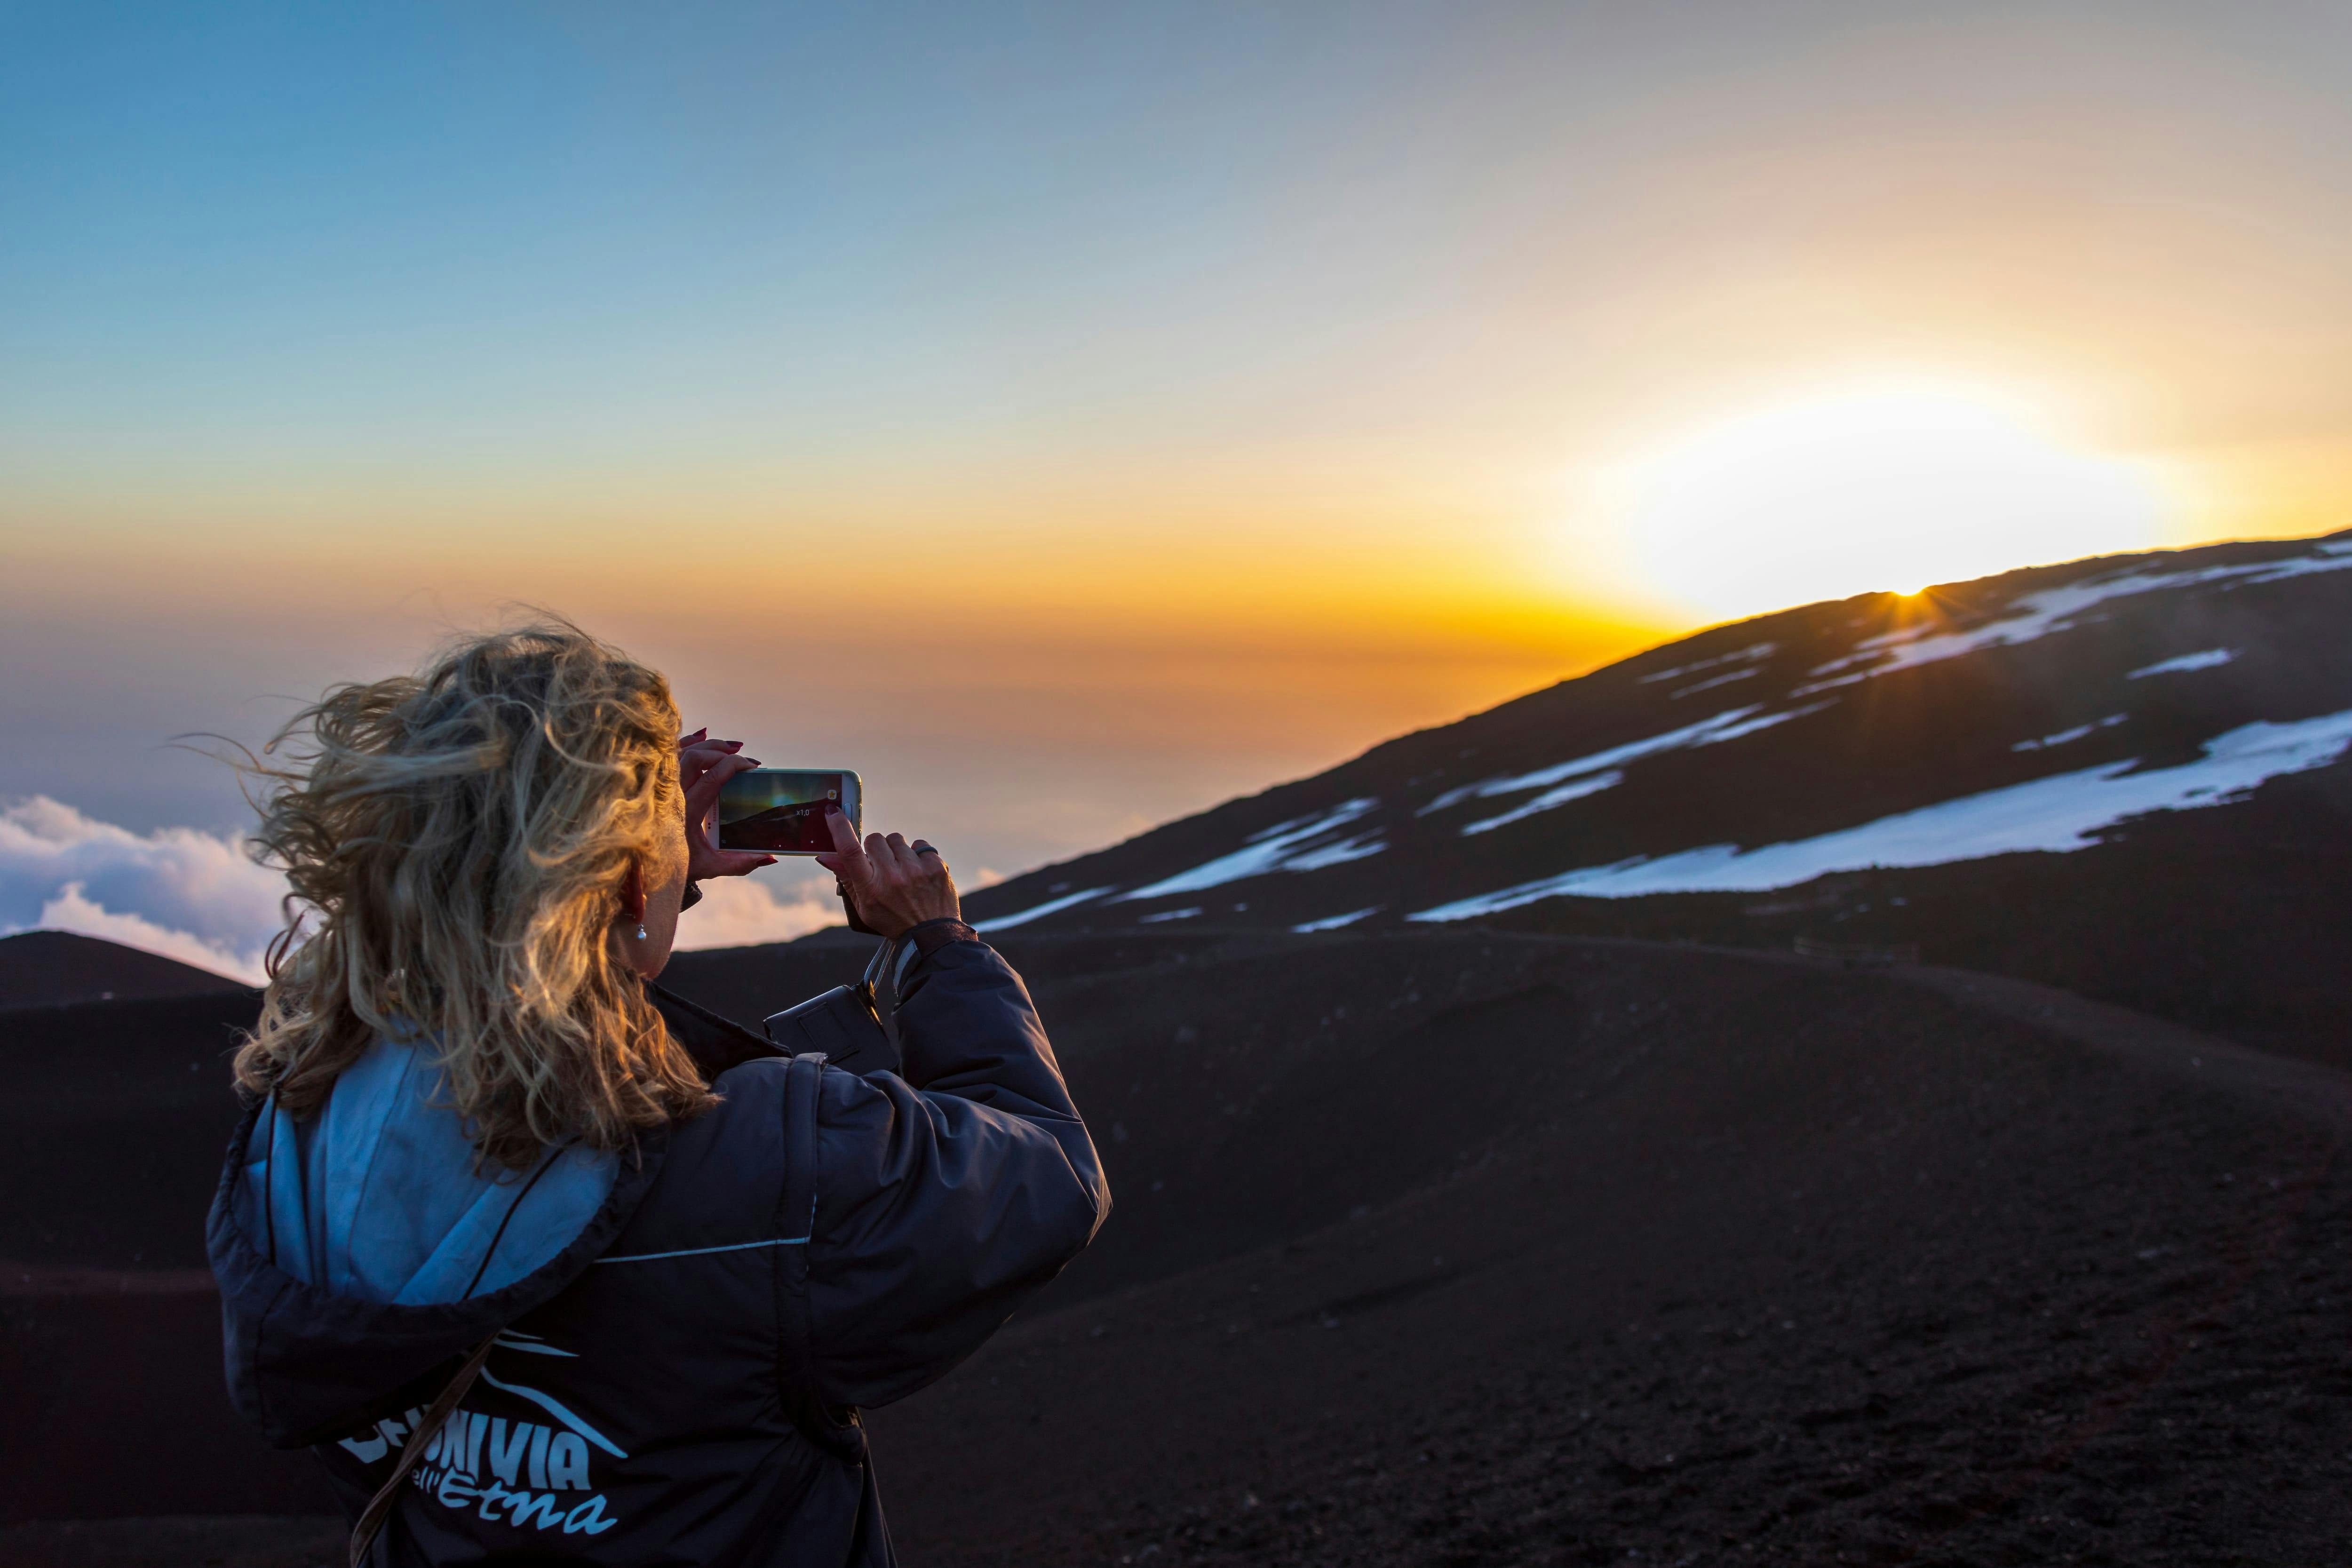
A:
[6,4,2352,947]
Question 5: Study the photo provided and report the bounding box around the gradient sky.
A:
[6,1,2350,961]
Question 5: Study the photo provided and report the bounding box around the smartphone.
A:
[715,768,863,855]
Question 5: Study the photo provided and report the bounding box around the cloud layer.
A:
[677,872,843,949]
[1,796,848,981]
[0,797,286,981]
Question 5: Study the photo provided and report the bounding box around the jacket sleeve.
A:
[800,939,1110,1408]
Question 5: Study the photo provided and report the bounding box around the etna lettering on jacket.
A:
[336,1332,621,1538]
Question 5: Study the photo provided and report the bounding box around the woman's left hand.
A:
[680,729,776,882]
[813,810,960,938]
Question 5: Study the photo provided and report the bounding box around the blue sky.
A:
[5,0,2350,966]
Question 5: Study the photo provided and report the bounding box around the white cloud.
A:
[0,797,285,981]
[34,883,260,979]
[673,871,843,950]
[1,796,848,979]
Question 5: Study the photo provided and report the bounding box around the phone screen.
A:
[715,769,862,855]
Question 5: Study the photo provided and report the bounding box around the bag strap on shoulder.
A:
[347,1333,498,1568]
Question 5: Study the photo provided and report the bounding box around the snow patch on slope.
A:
[1639,641,1777,685]
[976,885,1114,931]
[1420,708,1762,816]
[1672,669,1759,699]
[2130,648,2238,679]
[2013,715,2127,752]
[1115,798,1382,901]
[1425,702,1837,832]
[1410,708,2352,921]
[1460,771,1623,836]
[1293,907,1381,932]
[1802,545,2352,691]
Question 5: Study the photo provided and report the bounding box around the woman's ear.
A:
[621,858,647,924]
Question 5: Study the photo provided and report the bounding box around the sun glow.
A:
[1608,383,2172,620]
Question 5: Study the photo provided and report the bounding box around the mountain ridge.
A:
[962,529,2352,1062]
[0,929,251,1012]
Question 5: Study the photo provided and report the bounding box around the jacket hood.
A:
[207,1036,669,1449]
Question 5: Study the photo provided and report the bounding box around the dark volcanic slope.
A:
[0,987,261,1270]
[11,928,2352,1568]
[0,931,247,1011]
[961,533,2352,1066]
[865,933,2352,1568]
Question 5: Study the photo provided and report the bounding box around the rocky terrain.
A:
[7,929,2352,1565]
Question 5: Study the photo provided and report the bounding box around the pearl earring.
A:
[635,923,647,940]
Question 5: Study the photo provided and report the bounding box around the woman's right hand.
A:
[814,810,961,938]
[679,729,776,882]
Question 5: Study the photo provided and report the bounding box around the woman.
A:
[206,621,1109,1566]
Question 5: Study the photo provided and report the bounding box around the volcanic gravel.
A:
[7,932,2349,1567]
[870,936,2352,1567]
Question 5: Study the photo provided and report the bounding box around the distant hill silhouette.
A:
[0,930,248,1012]
[963,531,2352,1065]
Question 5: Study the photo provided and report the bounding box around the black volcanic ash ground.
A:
[7,929,2352,1567]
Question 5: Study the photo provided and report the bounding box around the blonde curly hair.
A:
[232,618,714,1169]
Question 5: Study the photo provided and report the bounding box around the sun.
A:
[1605,381,2171,621]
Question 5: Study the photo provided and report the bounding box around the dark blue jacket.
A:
[206,936,1108,1566]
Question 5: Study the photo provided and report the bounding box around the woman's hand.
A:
[814,809,960,938]
[679,729,776,883]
